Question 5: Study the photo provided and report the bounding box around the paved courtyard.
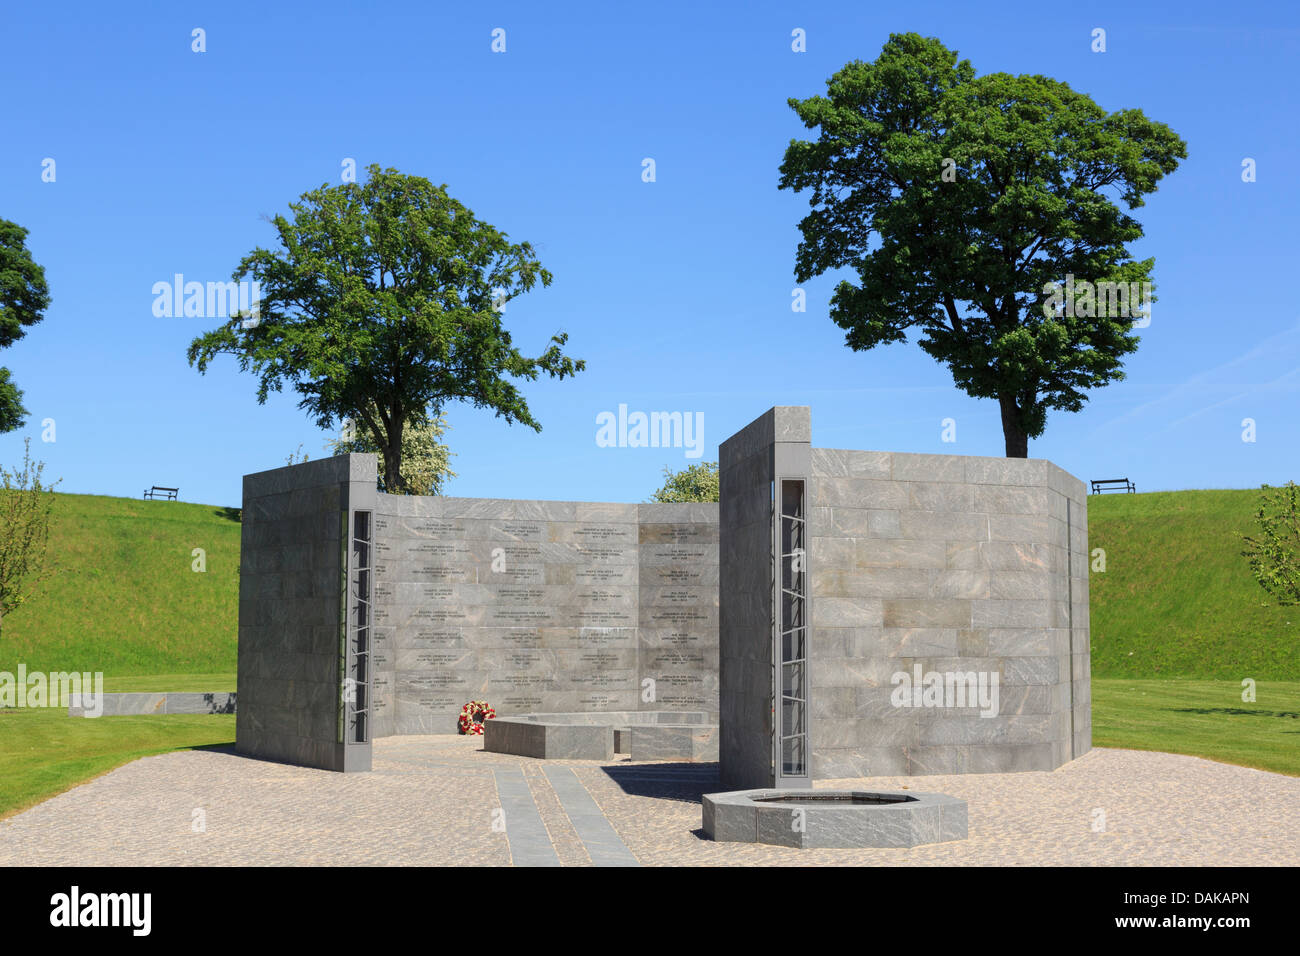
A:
[1,738,1296,866]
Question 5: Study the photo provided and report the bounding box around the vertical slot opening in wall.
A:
[350,510,372,744]
[776,477,809,785]
[769,479,776,778]
[337,510,349,745]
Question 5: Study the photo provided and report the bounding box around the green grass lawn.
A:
[0,674,239,820]
[0,709,235,821]
[1089,489,1300,678]
[100,673,237,694]
[0,493,240,676]
[1092,678,1300,776]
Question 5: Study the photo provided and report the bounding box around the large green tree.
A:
[0,220,51,433]
[779,33,1186,456]
[188,165,584,491]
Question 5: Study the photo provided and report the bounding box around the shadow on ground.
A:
[600,762,719,804]
[1173,707,1299,719]
[191,743,239,755]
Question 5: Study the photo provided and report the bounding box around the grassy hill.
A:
[0,494,240,676]
[1089,489,1299,679]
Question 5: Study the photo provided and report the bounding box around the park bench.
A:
[1090,478,1135,494]
[143,486,179,500]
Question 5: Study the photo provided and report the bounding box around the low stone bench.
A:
[629,724,718,762]
[484,711,717,762]
[67,692,237,717]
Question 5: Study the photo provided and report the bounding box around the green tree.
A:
[0,220,51,433]
[650,461,719,503]
[0,439,59,639]
[1240,482,1300,607]
[779,33,1186,456]
[188,165,584,492]
[327,407,457,495]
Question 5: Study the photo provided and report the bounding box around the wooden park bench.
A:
[1090,478,1135,494]
[143,486,179,500]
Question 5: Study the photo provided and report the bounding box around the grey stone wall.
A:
[237,408,1091,780]
[808,448,1090,776]
[236,455,375,772]
[718,407,814,790]
[371,495,718,736]
[716,407,1092,784]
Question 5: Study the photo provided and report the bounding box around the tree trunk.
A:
[999,394,1029,458]
[381,417,407,494]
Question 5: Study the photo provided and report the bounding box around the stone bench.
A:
[484,711,717,762]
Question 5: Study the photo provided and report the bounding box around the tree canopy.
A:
[779,33,1186,456]
[650,461,719,503]
[1241,482,1300,607]
[0,220,51,433]
[188,165,584,491]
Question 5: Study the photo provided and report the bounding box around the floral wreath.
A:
[458,700,496,735]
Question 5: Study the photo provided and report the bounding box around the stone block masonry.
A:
[371,495,719,737]
[808,444,1089,778]
[718,407,1091,790]
[236,454,376,772]
[237,405,1090,780]
[236,458,719,768]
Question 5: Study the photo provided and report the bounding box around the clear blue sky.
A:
[3,0,1297,507]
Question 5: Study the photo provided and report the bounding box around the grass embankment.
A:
[1,494,240,675]
[1088,489,1300,679]
[1,494,240,818]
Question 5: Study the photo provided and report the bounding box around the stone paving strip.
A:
[0,736,1296,866]
[542,766,639,867]
[492,769,560,867]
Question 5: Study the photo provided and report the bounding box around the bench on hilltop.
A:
[143,486,179,500]
[1090,478,1135,494]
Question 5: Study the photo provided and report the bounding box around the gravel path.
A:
[1,738,1294,866]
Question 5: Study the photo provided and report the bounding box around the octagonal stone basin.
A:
[703,788,967,848]
[754,792,912,807]
[483,711,718,762]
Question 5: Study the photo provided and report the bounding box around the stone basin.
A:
[703,788,967,848]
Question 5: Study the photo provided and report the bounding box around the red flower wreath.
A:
[458,700,496,735]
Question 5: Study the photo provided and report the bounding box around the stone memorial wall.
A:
[237,407,1091,781]
[370,496,719,737]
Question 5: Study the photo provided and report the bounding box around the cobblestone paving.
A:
[1,738,1295,866]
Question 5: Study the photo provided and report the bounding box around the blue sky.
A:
[2,0,1297,507]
